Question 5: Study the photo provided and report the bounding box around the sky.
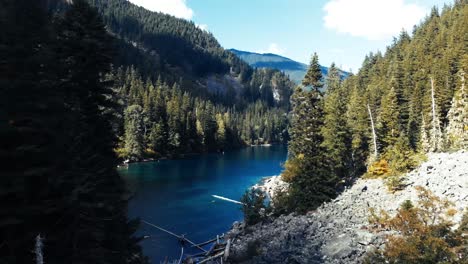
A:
[129,0,450,72]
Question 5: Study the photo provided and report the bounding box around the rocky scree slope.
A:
[227,151,468,263]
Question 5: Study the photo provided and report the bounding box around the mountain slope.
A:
[229,49,349,84]
[61,0,295,159]
[43,0,296,107]
[228,151,468,263]
[228,2,468,263]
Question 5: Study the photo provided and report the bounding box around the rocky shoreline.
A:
[227,150,468,263]
[252,175,288,199]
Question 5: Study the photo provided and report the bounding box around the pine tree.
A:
[446,70,467,149]
[287,55,339,213]
[216,113,227,149]
[201,103,218,151]
[1,1,147,262]
[288,87,315,157]
[321,63,351,179]
[346,85,370,176]
[407,82,425,149]
[377,87,400,151]
[302,52,324,90]
[0,1,65,262]
[148,119,168,155]
[326,63,341,93]
[420,115,431,152]
[123,105,145,160]
[288,88,338,213]
[55,1,146,262]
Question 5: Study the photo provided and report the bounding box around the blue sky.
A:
[129,0,450,72]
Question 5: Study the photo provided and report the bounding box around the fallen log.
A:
[223,239,231,261]
[142,220,207,253]
[191,235,224,248]
[198,252,225,264]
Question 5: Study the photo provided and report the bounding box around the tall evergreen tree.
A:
[302,52,324,90]
[346,85,370,176]
[377,87,400,151]
[321,63,351,179]
[0,0,146,263]
[0,1,65,262]
[124,105,145,160]
[446,70,467,149]
[287,54,339,213]
[288,87,338,213]
[148,119,168,155]
[53,1,146,262]
[325,63,341,93]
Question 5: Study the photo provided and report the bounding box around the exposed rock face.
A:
[227,151,468,263]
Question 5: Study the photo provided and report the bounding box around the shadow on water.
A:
[118,145,288,263]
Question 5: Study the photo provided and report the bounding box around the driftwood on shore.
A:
[142,220,231,264]
[186,236,231,264]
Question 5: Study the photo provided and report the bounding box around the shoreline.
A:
[226,150,468,263]
[251,175,288,200]
[117,143,285,167]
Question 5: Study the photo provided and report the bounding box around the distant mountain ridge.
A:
[229,49,349,84]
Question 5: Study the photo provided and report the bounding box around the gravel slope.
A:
[227,150,468,264]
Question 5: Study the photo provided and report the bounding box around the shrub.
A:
[114,147,128,159]
[271,188,293,216]
[366,159,391,178]
[385,175,407,192]
[365,187,466,263]
[368,207,390,231]
[366,141,427,192]
[241,189,269,226]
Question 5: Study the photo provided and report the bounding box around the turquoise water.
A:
[119,145,288,263]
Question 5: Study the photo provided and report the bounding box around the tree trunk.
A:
[367,104,378,158]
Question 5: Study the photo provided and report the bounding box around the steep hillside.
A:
[85,0,294,106]
[228,151,468,263]
[49,0,295,106]
[47,0,297,160]
[229,49,349,84]
[230,2,467,263]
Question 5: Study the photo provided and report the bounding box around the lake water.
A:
[119,145,288,263]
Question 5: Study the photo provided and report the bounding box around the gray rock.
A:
[322,235,354,259]
[227,150,468,264]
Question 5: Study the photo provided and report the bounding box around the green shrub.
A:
[385,175,407,192]
[384,136,427,175]
[366,137,427,193]
[271,188,293,216]
[241,189,269,226]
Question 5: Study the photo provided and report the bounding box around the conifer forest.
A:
[1,0,466,263]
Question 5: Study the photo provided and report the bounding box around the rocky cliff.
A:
[227,151,468,263]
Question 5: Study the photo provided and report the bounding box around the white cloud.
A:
[257,43,286,55]
[196,24,209,31]
[323,0,426,40]
[129,0,193,20]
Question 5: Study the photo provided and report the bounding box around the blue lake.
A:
[119,145,288,263]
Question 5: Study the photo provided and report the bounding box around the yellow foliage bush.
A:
[366,150,426,192]
[365,187,466,263]
[145,148,162,158]
[114,147,128,159]
[366,159,391,178]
